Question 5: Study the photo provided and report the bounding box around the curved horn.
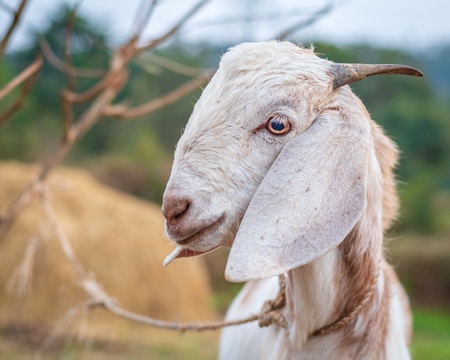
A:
[332,63,423,89]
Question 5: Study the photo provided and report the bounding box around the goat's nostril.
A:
[175,201,190,219]
[162,195,191,222]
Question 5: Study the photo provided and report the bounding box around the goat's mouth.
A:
[163,245,220,267]
[172,213,226,246]
[163,213,226,267]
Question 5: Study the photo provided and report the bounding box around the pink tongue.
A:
[163,245,220,267]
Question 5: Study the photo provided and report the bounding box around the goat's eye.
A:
[266,116,291,135]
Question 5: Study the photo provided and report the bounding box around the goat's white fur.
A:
[163,41,411,359]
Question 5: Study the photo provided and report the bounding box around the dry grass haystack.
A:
[0,162,214,338]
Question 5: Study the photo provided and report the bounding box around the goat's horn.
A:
[332,63,423,89]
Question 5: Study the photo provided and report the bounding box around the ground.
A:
[1,308,449,359]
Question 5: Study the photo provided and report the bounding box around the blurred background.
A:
[0,0,449,359]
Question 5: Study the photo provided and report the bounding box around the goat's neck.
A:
[285,144,384,348]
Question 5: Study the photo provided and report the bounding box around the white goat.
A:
[161,41,422,359]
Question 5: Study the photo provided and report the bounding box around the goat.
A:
[161,41,422,359]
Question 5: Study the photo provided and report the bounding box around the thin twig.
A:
[104,69,214,119]
[0,0,207,242]
[35,301,90,359]
[276,2,336,40]
[61,75,113,104]
[5,234,41,296]
[0,55,42,101]
[60,91,74,142]
[137,0,210,54]
[0,56,43,126]
[97,298,261,331]
[0,179,44,241]
[136,54,205,77]
[184,5,338,32]
[63,1,84,91]
[133,57,162,75]
[38,37,105,78]
[132,0,158,40]
[38,82,122,182]
[41,190,88,280]
[0,0,29,58]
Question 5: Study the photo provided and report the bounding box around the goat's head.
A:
[162,41,422,282]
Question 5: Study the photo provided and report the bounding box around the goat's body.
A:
[221,91,412,359]
[220,258,411,360]
[161,41,421,359]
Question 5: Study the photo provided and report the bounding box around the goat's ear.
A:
[225,110,370,282]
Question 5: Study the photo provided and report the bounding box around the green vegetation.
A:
[412,308,450,360]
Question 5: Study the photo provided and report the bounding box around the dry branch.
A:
[276,2,336,40]
[136,54,206,76]
[0,56,42,126]
[5,234,41,296]
[39,37,105,78]
[0,3,210,240]
[0,73,38,125]
[104,69,214,119]
[132,0,158,40]
[137,0,210,54]
[0,0,29,58]
[0,56,42,101]
[63,2,84,90]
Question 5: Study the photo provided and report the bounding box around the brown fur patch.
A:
[328,117,401,358]
[334,228,378,326]
[370,121,400,230]
[332,234,393,358]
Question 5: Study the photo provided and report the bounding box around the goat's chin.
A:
[163,243,222,266]
[163,214,230,266]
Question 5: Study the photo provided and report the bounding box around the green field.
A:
[411,308,450,360]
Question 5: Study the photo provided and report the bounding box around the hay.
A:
[0,162,214,339]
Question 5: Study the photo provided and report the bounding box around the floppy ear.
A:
[225,110,371,282]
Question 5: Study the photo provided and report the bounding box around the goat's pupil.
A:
[271,119,285,131]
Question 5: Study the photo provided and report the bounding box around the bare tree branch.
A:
[185,4,337,32]
[0,56,42,126]
[0,0,29,58]
[60,1,85,135]
[0,55,42,101]
[104,69,214,119]
[63,1,85,91]
[276,2,336,41]
[39,37,106,78]
[94,297,263,331]
[136,54,206,76]
[133,57,162,75]
[0,180,41,240]
[137,0,210,54]
[0,0,214,240]
[41,190,90,281]
[60,91,74,142]
[62,75,113,104]
[5,233,41,296]
[132,0,158,40]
